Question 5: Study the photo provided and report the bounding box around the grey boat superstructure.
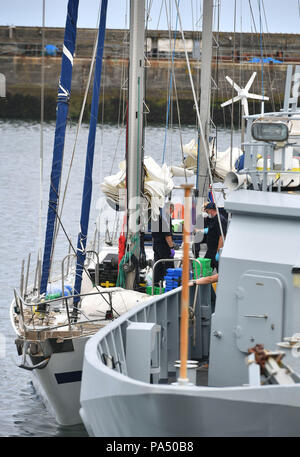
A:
[80,185,300,437]
[79,63,300,437]
[80,287,300,437]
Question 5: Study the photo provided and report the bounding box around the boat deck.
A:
[161,364,209,386]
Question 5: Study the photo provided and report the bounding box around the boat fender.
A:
[118,233,126,269]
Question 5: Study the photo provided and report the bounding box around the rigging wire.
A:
[261,0,269,34]
[230,0,237,171]
[174,0,224,243]
[239,0,242,131]
[172,61,188,183]
[190,0,194,33]
[248,0,259,114]
[212,0,221,160]
[260,0,279,111]
[99,46,106,187]
[146,0,154,23]
[156,0,164,30]
[162,0,180,165]
[48,204,112,309]
[194,0,202,186]
[248,0,258,33]
[258,0,264,114]
[108,10,130,177]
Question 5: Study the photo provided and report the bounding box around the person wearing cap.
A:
[204,202,227,271]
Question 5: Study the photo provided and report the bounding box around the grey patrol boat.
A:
[79,113,300,437]
[79,4,300,438]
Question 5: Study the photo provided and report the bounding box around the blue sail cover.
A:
[73,0,108,302]
[40,0,79,295]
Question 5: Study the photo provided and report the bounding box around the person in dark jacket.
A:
[151,204,175,286]
[204,202,227,271]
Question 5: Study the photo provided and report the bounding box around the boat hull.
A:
[80,350,300,437]
[81,392,300,437]
[30,336,87,426]
[80,287,300,438]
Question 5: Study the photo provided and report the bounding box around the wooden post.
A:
[179,184,193,384]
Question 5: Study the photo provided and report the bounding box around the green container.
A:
[146,286,165,295]
[154,286,165,295]
[193,258,212,278]
[146,286,152,295]
[45,292,61,300]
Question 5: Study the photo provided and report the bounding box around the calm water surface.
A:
[0,120,240,436]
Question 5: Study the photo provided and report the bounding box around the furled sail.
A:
[101,156,174,220]
[40,0,79,295]
[175,138,244,181]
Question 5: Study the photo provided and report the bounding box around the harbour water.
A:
[0,120,240,436]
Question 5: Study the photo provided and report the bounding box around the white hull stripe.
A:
[63,44,74,66]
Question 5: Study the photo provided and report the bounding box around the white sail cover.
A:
[211,147,244,180]
[178,138,244,180]
[100,156,174,218]
[81,287,150,318]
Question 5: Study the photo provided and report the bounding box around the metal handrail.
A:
[61,253,76,296]
[14,288,26,332]
[61,250,100,309]
[14,286,128,312]
[13,287,118,333]
[151,257,203,295]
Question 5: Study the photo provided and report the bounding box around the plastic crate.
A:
[193,258,213,278]
[146,286,165,295]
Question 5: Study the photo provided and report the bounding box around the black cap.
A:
[205,202,216,210]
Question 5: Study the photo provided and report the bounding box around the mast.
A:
[197,0,213,202]
[39,0,45,262]
[40,0,79,296]
[125,0,145,288]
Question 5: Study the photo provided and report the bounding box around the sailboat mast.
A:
[126,0,145,267]
[39,0,79,296]
[197,0,213,201]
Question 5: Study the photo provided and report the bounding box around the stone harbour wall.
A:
[0,26,298,124]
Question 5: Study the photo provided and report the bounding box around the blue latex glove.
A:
[204,227,209,234]
[170,249,175,258]
[215,252,220,262]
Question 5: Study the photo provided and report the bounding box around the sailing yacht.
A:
[10,0,184,426]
